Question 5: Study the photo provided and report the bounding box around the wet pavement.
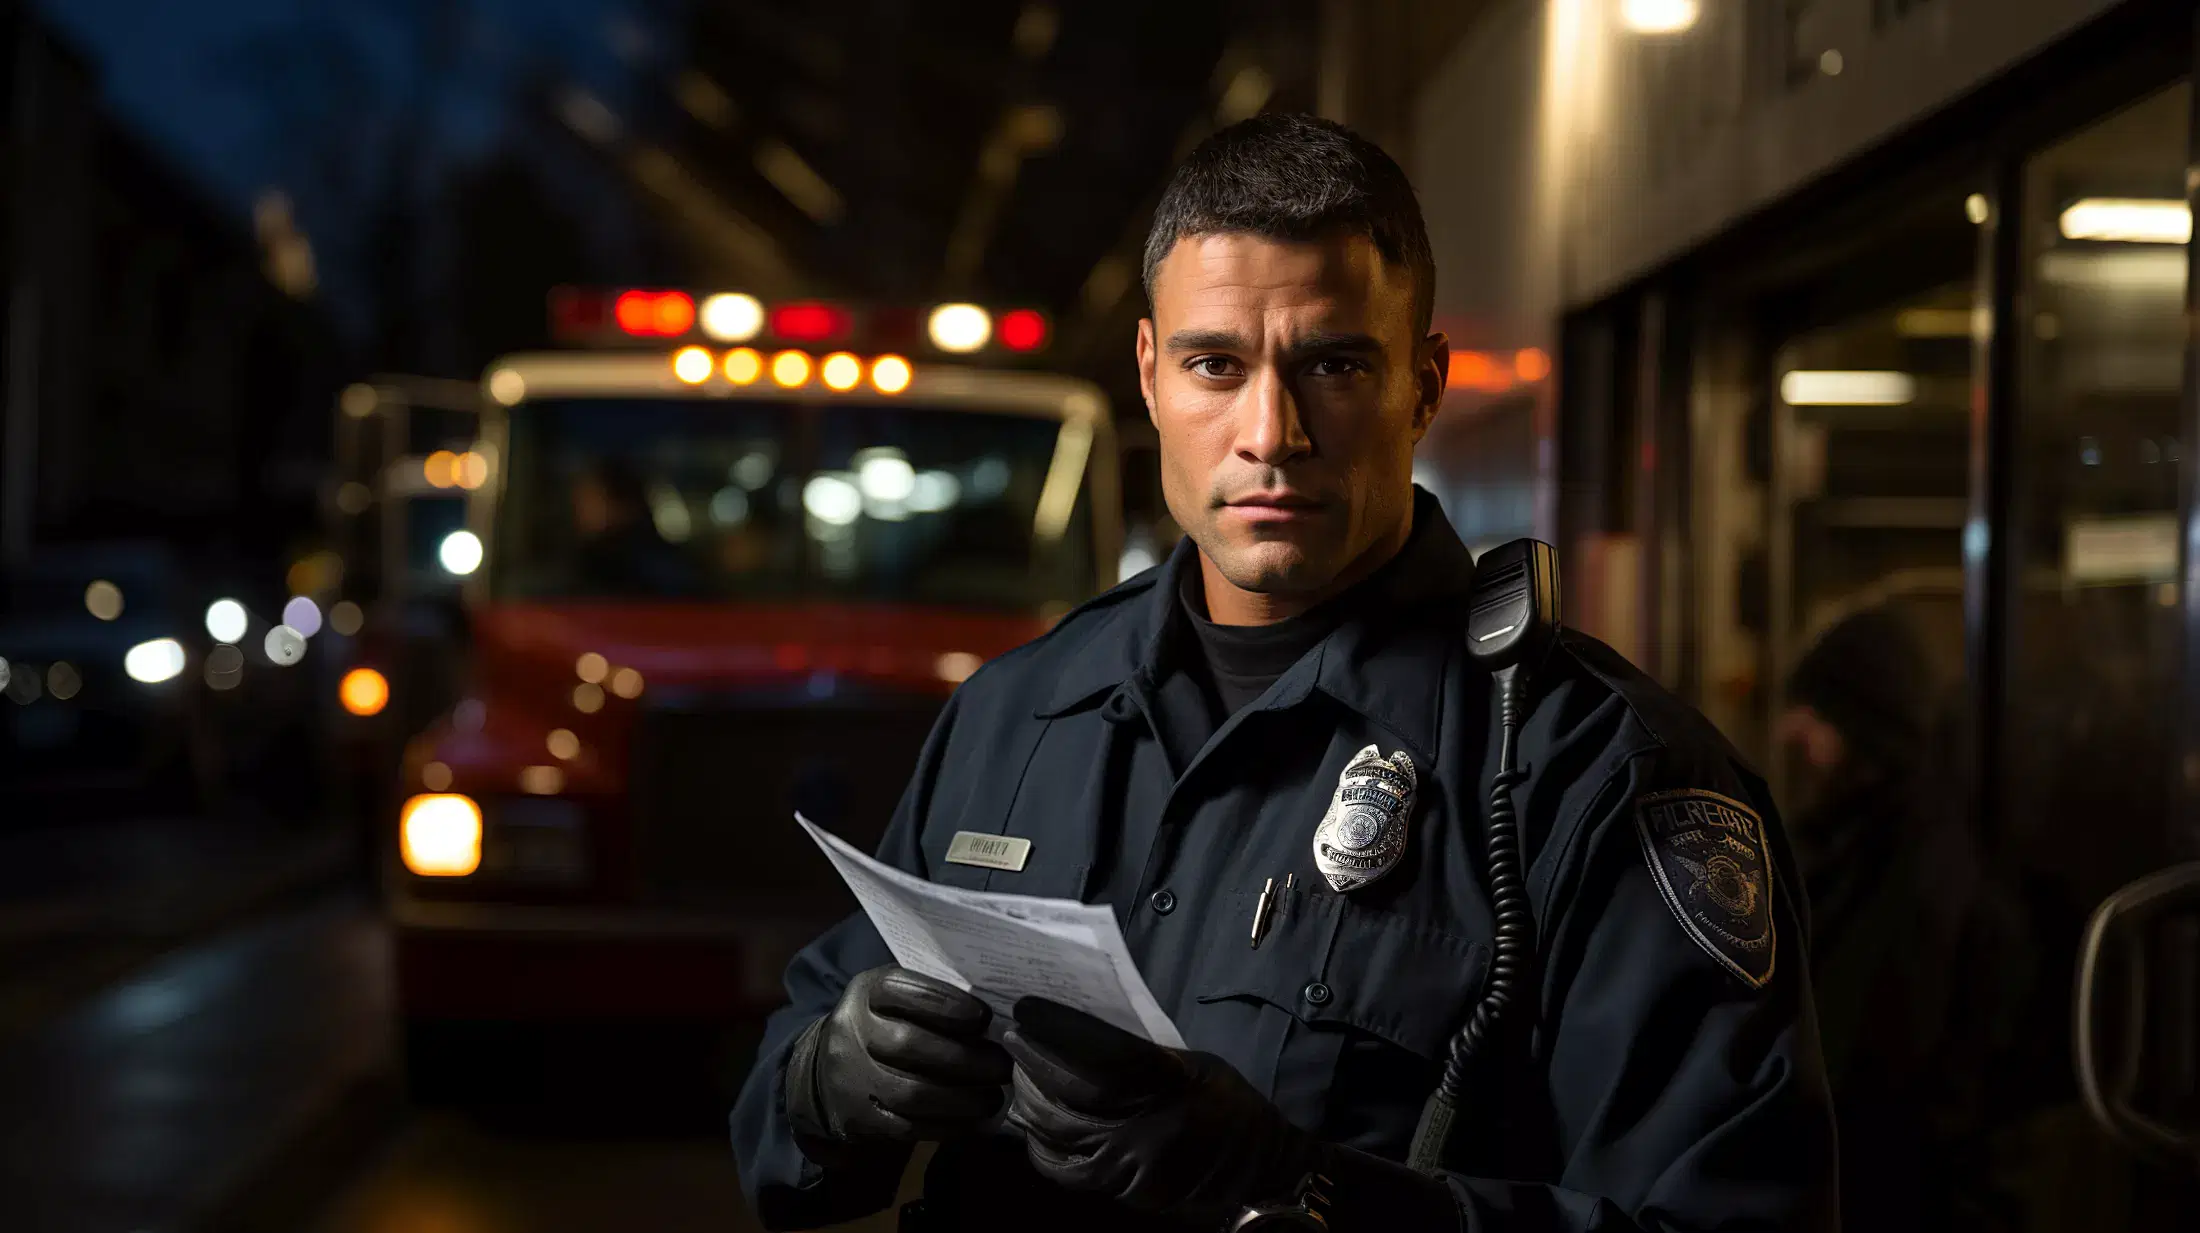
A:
[0,814,352,1041]
[0,892,394,1233]
[0,877,918,1233]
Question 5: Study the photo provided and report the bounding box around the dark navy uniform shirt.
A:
[731,489,1839,1232]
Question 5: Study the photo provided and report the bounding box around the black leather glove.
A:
[1002,996,1319,1228]
[784,965,1012,1154]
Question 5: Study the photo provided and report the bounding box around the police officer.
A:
[731,114,1838,1232]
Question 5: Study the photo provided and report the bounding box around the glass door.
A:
[2000,80,2197,1232]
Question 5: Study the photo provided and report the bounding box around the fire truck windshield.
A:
[488,398,1097,611]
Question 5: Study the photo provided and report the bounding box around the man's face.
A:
[1138,231,1445,603]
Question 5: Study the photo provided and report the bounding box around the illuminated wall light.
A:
[609,667,645,699]
[282,595,323,638]
[1513,347,1552,382]
[699,292,764,341]
[487,369,527,406]
[820,352,863,391]
[672,345,715,384]
[573,682,606,713]
[264,625,307,667]
[206,599,249,644]
[547,728,581,761]
[423,450,459,488]
[439,529,484,575]
[1621,0,1699,34]
[870,354,913,394]
[341,383,378,418]
[772,350,813,388]
[1779,370,1916,406]
[1965,194,1990,225]
[928,303,991,352]
[330,601,364,636]
[519,765,566,795]
[287,550,342,598]
[998,309,1048,352]
[723,347,764,385]
[456,451,490,489]
[2058,198,2191,244]
[401,793,482,876]
[576,652,608,682]
[124,638,187,684]
[84,580,123,621]
[935,651,982,683]
[339,666,389,716]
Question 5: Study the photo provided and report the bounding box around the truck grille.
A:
[628,691,943,912]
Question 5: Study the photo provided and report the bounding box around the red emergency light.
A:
[998,308,1048,352]
[616,290,696,338]
[768,301,852,343]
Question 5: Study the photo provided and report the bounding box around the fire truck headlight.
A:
[205,599,249,644]
[402,793,483,876]
[340,667,389,716]
[124,638,187,685]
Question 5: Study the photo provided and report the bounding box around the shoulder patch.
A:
[1634,789,1776,988]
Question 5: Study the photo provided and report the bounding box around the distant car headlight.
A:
[123,638,187,684]
[401,793,483,876]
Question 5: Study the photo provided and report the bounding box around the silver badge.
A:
[1313,744,1417,892]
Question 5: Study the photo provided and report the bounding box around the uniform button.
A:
[1149,889,1177,915]
[1302,981,1333,1007]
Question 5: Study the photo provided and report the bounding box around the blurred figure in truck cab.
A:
[568,460,694,597]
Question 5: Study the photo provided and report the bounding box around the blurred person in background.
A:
[1778,606,2027,1232]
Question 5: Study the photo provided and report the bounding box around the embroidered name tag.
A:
[945,831,1031,872]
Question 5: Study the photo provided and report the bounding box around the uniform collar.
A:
[1035,487,1479,750]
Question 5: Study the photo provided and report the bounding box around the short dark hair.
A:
[1141,114,1435,335]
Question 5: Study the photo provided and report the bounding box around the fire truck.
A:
[332,290,1120,1102]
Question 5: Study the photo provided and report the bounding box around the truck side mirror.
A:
[2075,859,2200,1173]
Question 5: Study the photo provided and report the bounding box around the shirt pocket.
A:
[1188,886,1487,1151]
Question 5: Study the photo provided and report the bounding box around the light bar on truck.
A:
[659,347,917,395]
[551,287,1049,357]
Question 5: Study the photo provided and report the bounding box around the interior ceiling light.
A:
[2058,198,2191,244]
[1779,370,1916,407]
[1621,0,1699,35]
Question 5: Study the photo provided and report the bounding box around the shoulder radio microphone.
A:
[1407,538,1560,1175]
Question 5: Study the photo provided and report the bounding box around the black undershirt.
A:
[1177,570,1342,719]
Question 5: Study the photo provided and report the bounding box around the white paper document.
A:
[796,814,1185,1049]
